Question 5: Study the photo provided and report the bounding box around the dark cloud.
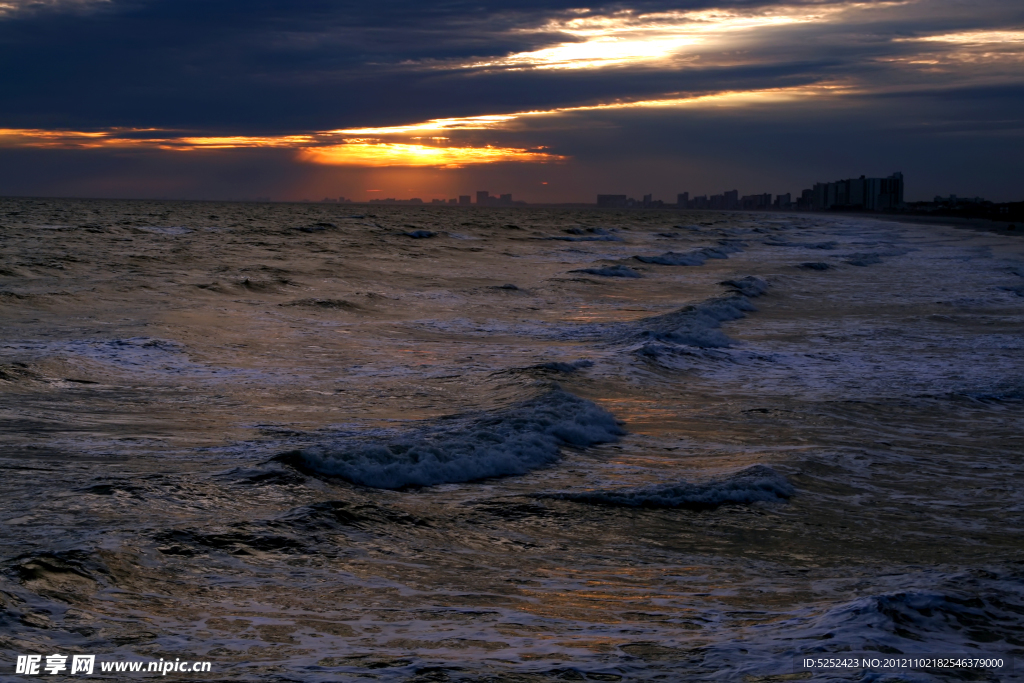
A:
[0,0,1016,128]
[1,0,1022,199]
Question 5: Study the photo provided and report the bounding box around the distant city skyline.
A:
[312,170,1014,210]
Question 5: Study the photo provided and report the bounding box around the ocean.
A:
[1,198,1022,681]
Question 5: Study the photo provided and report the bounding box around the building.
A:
[459,195,471,205]
[773,193,792,209]
[796,189,814,210]
[473,191,523,206]
[677,192,689,207]
[741,193,772,210]
[806,172,904,211]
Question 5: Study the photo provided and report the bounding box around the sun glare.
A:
[297,142,564,168]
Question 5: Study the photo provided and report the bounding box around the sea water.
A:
[1,199,1022,680]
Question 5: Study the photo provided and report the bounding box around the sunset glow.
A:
[0,85,847,167]
[297,142,565,167]
[0,129,317,150]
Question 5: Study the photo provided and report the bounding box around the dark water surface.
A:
[1,199,1023,681]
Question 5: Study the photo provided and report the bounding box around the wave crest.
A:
[541,464,793,510]
[275,390,624,489]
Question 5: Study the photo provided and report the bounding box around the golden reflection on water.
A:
[562,306,655,323]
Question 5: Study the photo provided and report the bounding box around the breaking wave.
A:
[570,265,642,278]
[720,275,770,297]
[623,278,768,349]
[275,390,624,489]
[533,359,594,373]
[540,465,793,510]
[635,243,740,266]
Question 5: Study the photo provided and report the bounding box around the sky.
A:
[0,0,1022,203]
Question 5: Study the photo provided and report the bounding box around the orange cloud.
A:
[0,84,848,167]
[0,127,155,148]
[0,127,563,167]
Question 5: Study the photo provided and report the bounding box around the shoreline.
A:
[839,211,1021,237]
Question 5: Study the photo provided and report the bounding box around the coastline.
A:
[833,211,1021,237]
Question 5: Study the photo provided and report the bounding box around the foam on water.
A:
[276,389,624,489]
[570,264,642,278]
[704,572,1024,681]
[5,337,191,370]
[763,238,837,249]
[634,250,713,266]
[533,359,594,373]
[541,464,793,509]
[4,203,1023,681]
[633,242,743,266]
[625,285,765,349]
[720,275,770,297]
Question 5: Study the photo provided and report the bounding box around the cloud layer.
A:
[0,0,1021,200]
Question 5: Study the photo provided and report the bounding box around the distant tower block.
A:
[476,190,490,204]
[459,195,471,205]
[808,172,905,211]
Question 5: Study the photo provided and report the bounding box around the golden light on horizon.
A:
[0,127,157,148]
[298,142,565,167]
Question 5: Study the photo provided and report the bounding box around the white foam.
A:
[635,251,708,266]
[720,275,769,297]
[628,294,759,348]
[635,244,741,266]
[570,265,642,278]
[281,390,624,489]
[1,337,254,380]
[542,464,793,509]
[534,359,594,373]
